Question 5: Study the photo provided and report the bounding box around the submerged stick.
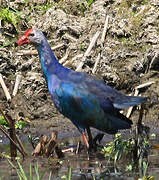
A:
[0,125,25,158]
[16,135,28,156]
[0,73,11,101]
[12,73,22,96]
[9,118,17,160]
[0,108,27,158]
[76,31,100,71]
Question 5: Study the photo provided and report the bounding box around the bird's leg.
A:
[82,132,89,149]
[86,127,94,149]
[82,128,95,151]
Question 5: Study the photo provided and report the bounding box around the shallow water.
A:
[0,134,159,180]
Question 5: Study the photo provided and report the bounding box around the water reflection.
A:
[1,134,159,179]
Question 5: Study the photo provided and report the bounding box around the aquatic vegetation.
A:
[138,175,155,180]
[61,167,72,180]
[102,133,134,166]
[8,160,52,180]
[102,130,151,178]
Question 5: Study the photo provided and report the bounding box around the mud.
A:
[0,0,159,139]
[0,0,159,178]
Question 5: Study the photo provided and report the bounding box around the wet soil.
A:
[0,0,159,129]
[1,135,159,180]
[0,0,159,179]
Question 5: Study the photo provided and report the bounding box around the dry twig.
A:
[63,33,78,42]
[59,49,70,64]
[92,15,109,74]
[92,52,101,74]
[76,31,100,71]
[12,73,22,96]
[16,135,28,156]
[63,54,83,66]
[16,43,65,56]
[149,53,159,71]
[126,89,139,118]
[135,81,155,90]
[0,107,10,125]
[126,81,154,118]
[0,73,11,101]
[101,15,109,46]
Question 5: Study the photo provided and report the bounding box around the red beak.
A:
[17,36,29,46]
[17,29,33,46]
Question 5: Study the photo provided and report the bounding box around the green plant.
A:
[79,0,95,11]
[15,120,28,130]
[0,40,17,48]
[29,0,52,12]
[87,0,96,7]
[61,167,72,180]
[0,116,27,130]
[138,175,154,180]
[80,43,86,51]
[0,8,22,30]
[8,160,52,180]
[0,116,8,128]
[102,128,152,178]
[102,133,134,166]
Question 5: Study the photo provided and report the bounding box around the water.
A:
[0,134,159,179]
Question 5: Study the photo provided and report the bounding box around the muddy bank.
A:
[0,0,159,140]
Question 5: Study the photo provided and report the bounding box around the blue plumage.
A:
[17,29,147,148]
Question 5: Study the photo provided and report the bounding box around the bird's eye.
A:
[29,33,34,37]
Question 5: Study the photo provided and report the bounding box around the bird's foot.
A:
[82,132,104,152]
[82,132,89,149]
[89,133,105,152]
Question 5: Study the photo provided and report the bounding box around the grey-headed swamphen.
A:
[17,29,147,149]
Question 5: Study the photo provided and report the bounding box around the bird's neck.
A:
[36,39,66,81]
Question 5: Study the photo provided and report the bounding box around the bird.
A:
[17,28,147,149]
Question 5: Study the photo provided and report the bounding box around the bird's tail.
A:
[94,112,133,134]
[113,96,147,109]
[107,113,132,133]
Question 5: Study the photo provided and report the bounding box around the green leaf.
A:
[61,175,67,179]
[17,160,28,180]
[0,116,9,128]
[15,121,27,130]
[29,163,32,180]
[87,0,95,6]
[0,8,22,30]
[68,167,72,180]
